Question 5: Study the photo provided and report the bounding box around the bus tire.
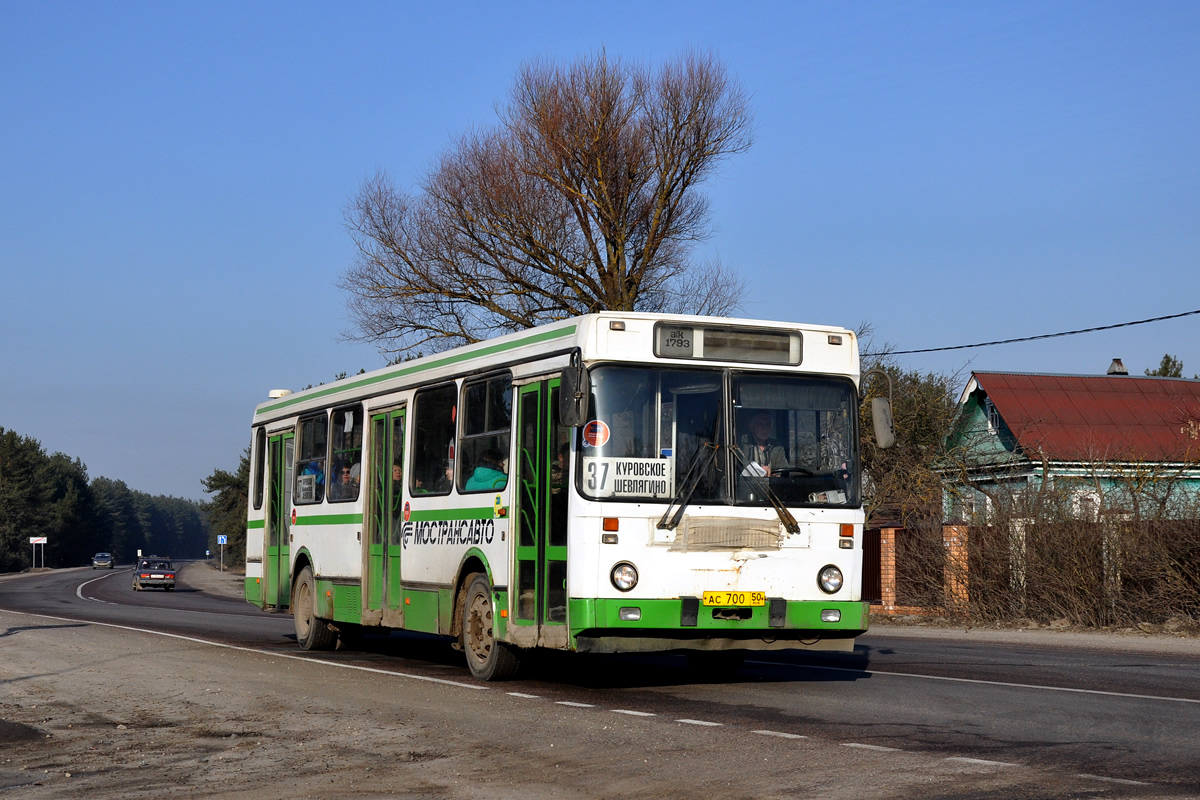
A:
[462,573,519,681]
[293,566,337,651]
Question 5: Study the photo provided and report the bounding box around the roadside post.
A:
[217,535,227,572]
[29,536,47,568]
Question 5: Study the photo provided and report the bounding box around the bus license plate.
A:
[702,591,765,607]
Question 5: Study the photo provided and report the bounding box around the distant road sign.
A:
[217,535,228,545]
[29,537,47,544]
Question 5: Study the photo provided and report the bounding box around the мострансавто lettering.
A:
[401,519,495,549]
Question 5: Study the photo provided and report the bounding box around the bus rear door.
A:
[265,432,294,608]
[366,408,406,627]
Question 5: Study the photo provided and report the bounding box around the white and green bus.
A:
[244,312,892,680]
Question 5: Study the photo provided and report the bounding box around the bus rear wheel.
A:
[293,566,337,651]
[462,573,519,681]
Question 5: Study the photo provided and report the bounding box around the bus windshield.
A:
[580,366,859,508]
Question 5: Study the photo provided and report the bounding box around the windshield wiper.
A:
[657,440,721,531]
[730,445,800,534]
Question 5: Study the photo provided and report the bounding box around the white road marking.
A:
[746,659,1200,705]
[556,701,594,707]
[76,571,126,601]
[752,730,806,739]
[612,709,656,717]
[1076,773,1150,786]
[1,608,487,690]
[507,692,540,698]
[71,573,298,617]
[842,743,901,752]
[945,756,1017,767]
[677,719,722,727]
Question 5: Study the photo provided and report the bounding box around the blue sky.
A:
[2,1,1198,500]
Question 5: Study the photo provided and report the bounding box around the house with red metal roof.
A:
[944,366,1200,520]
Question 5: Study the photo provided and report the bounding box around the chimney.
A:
[1107,358,1127,376]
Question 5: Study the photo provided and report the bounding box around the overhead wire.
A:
[861,308,1200,357]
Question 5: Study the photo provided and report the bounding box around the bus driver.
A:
[743,410,788,476]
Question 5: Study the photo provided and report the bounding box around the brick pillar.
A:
[943,524,969,609]
[880,527,898,611]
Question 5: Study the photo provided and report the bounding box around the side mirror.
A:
[871,397,896,450]
[559,352,590,427]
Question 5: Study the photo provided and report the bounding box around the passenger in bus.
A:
[389,461,404,529]
[465,449,508,491]
[550,441,570,490]
[433,460,454,492]
[329,463,359,500]
[741,410,788,476]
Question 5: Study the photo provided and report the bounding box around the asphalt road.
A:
[2,564,1199,798]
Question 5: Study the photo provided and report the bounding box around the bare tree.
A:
[341,50,752,356]
[857,326,963,525]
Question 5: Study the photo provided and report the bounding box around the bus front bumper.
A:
[569,598,868,655]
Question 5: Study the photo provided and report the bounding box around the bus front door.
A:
[514,380,568,648]
[367,408,405,628]
[265,432,294,608]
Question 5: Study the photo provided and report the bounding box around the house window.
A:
[1073,491,1100,522]
[984,399,1000,435]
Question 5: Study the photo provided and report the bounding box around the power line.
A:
[863,308,1200,357]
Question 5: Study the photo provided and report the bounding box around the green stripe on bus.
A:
[246,519,265,529]
[258,324,577,415]
[408,507,495,522]
[293,513,364,526]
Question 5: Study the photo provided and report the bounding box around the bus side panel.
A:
[289,517,364,584]
[399,495,512,595]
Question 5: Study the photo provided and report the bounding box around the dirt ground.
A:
[3,564,1195,799]
[0,563,492,800]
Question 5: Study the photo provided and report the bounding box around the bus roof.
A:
[252,312,858,425]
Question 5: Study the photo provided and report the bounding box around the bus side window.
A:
[412,384,457,495]
[252,427,266,510]
[295,413,328,504]
[459,373,512,493]
[328,405,363,503]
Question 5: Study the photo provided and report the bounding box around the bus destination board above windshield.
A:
[654,324,801,365]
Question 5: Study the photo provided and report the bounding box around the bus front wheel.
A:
[293,566,337,651]
[462,573,519,681]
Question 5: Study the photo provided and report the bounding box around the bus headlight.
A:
[817,565,843,594]
[610,562,638,592]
